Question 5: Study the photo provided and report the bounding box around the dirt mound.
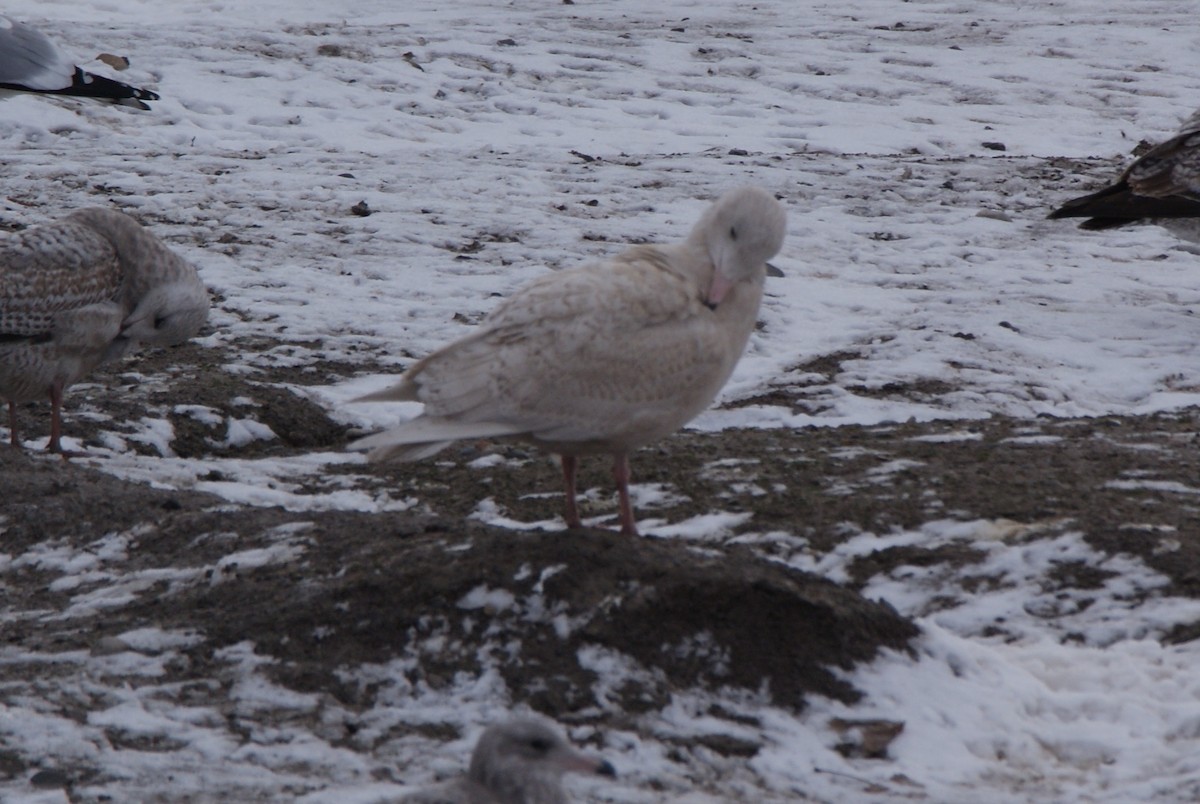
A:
[177,526,916,714]
[0,445,917,722]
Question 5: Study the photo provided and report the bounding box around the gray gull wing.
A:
[0,14,159,109]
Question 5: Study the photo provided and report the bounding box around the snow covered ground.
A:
[5,0,1200,801]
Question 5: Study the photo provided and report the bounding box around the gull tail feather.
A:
[349,418,526,462]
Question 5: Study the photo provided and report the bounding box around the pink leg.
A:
[47,382,65,454]
[7,400,17,448]
[611,453,638,537]
[561,454,582,529]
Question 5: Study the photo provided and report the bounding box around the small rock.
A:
[981,141,1007,151]
[92,636,132,656]
[91,636,132,656]
[350,201,372,217]
[693,733,761,757]
[30,768,70,789]
[830,718,905,759]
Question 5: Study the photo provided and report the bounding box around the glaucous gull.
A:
[351,186,786,535]
[402,717,616,804]
[0,15,159,109]
[1049,108,1200,241]
[0,208,209,452]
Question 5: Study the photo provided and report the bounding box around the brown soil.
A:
[5,340,1200,793]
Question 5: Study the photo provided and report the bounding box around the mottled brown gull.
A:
[1049,108,1200,241]
[350,186,787,536]
[0,208,208,452]
[402,717,615,804]
[0,14,159,109]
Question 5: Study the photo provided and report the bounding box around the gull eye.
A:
[529,737,552,753]
[154,315,168,329]
[729,227,738,241]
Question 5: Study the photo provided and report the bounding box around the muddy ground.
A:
[4,342,1200,797]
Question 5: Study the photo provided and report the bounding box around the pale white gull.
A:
[1049,108,1200,241]
[401,717,616,804]
[350,186,787,536]
[0,14,159,109]
[0,208,209,453]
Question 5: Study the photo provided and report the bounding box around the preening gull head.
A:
[401,717,616,804]
[1048,108,1200,241]
[350,186,787,536]
[0,207,208,453]
[0,14,159,109]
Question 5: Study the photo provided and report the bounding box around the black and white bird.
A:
[0,14,159,109]
[401,717,616,804]
[351,187,787,536]
[0,208,208,453]
[1049,109,1200,240]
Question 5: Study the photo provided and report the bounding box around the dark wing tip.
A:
[1049,178,1200,229]
[1076,217,1134,231]
[54,67,159,109]
[1046,181,1128,221]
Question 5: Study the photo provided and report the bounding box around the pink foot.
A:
[612,453,639,537]
[560,454,582,529]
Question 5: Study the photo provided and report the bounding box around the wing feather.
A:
[388,245,733,445]
[1126,129,1200,199]
[0,220,121,337]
